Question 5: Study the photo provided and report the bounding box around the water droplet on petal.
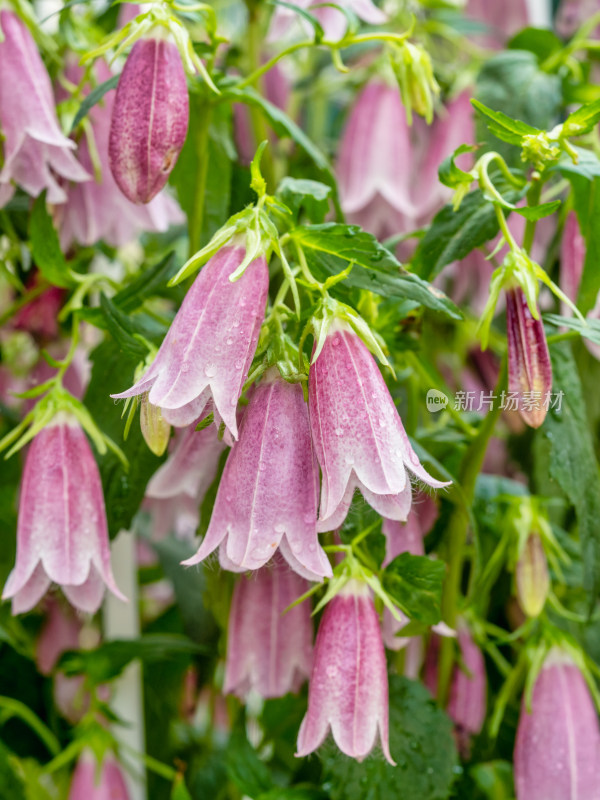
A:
[379,418,387,428]
[235,360,243,370]
[233,318,240,328]
[204,364,217,378]
[303,512,314,524]
[326,665,338,678]
[230,395,238,406]
[181,361,190,373]
[291,542,303,554]
[226,337,234,346]
[332,336,341,346]
[308,543,316,552]
[335,427,343,436]
[274,523,285,533]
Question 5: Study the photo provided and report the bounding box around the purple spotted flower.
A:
[111,244,269,439]
[109,34,189,203]
[296,580,394,764]
[0,10,89,206]
[224,556,313,699]
[514,648,600,800]
[2,415,125,614]
[182,371,331,580]
[309,322,448,532]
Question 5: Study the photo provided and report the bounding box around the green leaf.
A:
[382,553,445,625]
[114,251,180,312]
[99,294,150,359]
[258,788,328,800]
[544,314,600,346]
[469,760,514,800]
[320,676,458,800]
[555,147,600,181]
[471,98,541,146]
[57,634,204,685]
[513,200,561,221]
[566,174,600,315]
[292,223,462,319]
[508,26,563,61]
[276,177,331,223]
[438,143,477,189]
[536,343,600,602]
[171,774,194,800]
[0,742,26,800]
[84,340,165,537]
[475,50,561,163]
[412,188,521,281]
[562,99,600,138]
[70,74,119,131]
[28,193,73,288]
[225,732,273,798]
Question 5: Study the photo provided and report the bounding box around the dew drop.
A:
[326,665,338,678]
[332,336,341,347]
[379,418,387,428]
[235,360,243,370]
[233,318,240,328]
[291,542,303,554]
[204,364,217,378]
[181,361,190,373]
[226,337,234,346]
[308,543,316,552]
[274,523,285,533]
[239,297,247,308]
[303,512,314,524]
[335,427,343,437]
[230,396,238,407]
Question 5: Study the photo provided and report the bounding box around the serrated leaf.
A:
[412,188,523,280]
[513,200,561,221]
[382,553,445,625]
[99,294,149,359]
[276,177,331,223]
[70,74,119,131]
[562,98,600,138]
[555,147,600,181]
[320,676,457,800]
[471,98,541,146]
[57,634,204,684]
[29,193,73,288]
[292,223,462,319]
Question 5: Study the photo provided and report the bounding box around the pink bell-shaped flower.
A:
[0,10,89,206]
[182,370,331,580]
[514,648,600,800]
[268,0,386,42]
[57,59,183,248]
[506,286,552,429]
[466,0,530,48]
[224,556,313,698]
[68,750,130,800]
[109,34,189,203]
[296,580,394,764]
[111,244,269,439]
[2,414,126,614]
[309,321,448,532]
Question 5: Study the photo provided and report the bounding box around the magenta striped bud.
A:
[2,415,125,614]
[109,35,189,204]
[182,371,331,580]
[112,244,269,440]
[224,556,313,699]
[296,580,394,764]
[69,750,130,800]
[309,322,448,532]
[514,648,600,800]
[506,286,552,429]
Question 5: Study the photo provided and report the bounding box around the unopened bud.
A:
[515,533,549,618]
[140,394,170,456]
[391,41,439,124]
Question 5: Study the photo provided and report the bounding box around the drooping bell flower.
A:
[109,33,189,203]
[69,750,130,800]
[111,243,269,439]
[515,533,550,618]
[556,0,600,39]
[2,414,126,614]
[425,624,487,757]
[514,648,600,800]
[309,321,448,532]
[268,0,386,42]
[337,83,474,240]
[146,416,225,505]
[57,59,184,249]
[182,371,331,580]
[296,580,394,764]
[0,10,89,206]
[224,556,313,698]
[506,286,552,429]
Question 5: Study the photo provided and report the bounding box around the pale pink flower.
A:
[182,371,331,580]
[0,10,89,206]
[309,322,448,532]
[109,35,189,203]
[514,648,600,800]
[69,750,130,800]
[268,0,386,42]
[556,0,600,39]
[2,414,126,614]
[111,244,269,439]
[337,83,474,239]
[57,59,183,249]
[224,556,313,698]
[296,580,394,764]
[466,0,530,48]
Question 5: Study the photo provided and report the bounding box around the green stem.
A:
[0,696,61,756]
[437,357,508,706]
[188,103,213,257]
[246,8,276,190]
[0,281,49,327]
[522,178,542,254]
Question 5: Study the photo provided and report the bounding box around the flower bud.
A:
[109,34,189,203]
[140,393,170,456]
[391,41,439,125]
[69,750,130,800]
[514,648,600,800]
[515,533,549,618]
[296,580,394,764]
[506,286,552,429]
